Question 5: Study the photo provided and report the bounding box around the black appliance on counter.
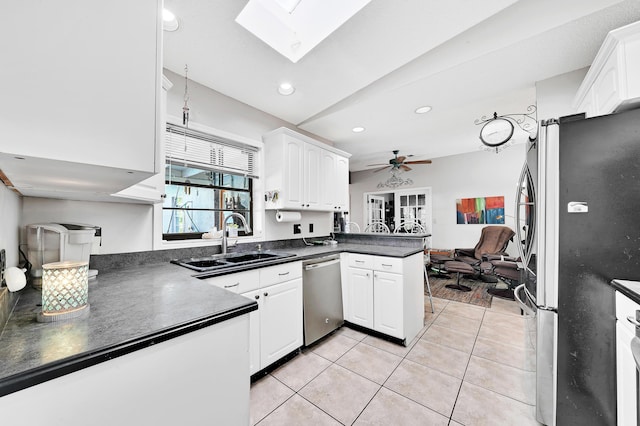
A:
[515,107,640,425]
[333,211,349,232]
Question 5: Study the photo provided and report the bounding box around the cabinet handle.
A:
[355,260,365,264]
[254,295,260,300]
[224,282,240,288]
[160,194,167,199]
[366,273,370,277]
[627,316,640,327]
[278,272,290,276]
[381,264,393,268]
[264,292,269,297]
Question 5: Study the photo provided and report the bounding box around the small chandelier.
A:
[475,105,537,153]
[377,168,413,189]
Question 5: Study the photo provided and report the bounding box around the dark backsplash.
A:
[89,233,427,271]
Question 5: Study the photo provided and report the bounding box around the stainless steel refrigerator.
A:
[515,107,640,426]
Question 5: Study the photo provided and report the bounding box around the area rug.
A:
[426,274,493,308]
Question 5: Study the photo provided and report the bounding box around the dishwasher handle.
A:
[304,259,340,271]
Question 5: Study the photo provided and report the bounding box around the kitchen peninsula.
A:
[0,233,426,425]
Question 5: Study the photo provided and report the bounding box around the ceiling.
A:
[163,0,640,171]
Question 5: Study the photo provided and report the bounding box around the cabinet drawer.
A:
[347,253,374,269]
[203,269,260,294]
[259,261,302,287]
[373,256,403,274]
[616,291,640,325]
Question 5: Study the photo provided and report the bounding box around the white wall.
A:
[0,184,22,267]
[349,145,526,254]
[264,211,333,241]
[20,198,152,255]
[536,67,588,120]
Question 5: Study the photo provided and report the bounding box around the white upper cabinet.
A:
[573,20,640,117]
[320,150,337,210]
[0,0,162,200]
[335,154,350,211]
[112,75,173,203]
[263,127,350,211]
[304,143,322,210]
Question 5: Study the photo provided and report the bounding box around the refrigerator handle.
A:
[514,284,535,316]
[514,162,527,263]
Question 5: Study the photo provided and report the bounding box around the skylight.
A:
[236,0,371,63]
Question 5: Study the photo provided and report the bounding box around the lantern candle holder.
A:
[37,261,90,323]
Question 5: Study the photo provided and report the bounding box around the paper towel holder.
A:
[275,210,302,223]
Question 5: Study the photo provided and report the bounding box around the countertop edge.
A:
[0,301,257,398]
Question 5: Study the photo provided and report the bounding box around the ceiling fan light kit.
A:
[368,149,432,188]
[377,168,413,189]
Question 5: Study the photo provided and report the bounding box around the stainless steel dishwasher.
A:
[303,254,344,346]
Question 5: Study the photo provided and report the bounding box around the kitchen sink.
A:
[223,253,279,263]
[183,259,231,269]
[171,251,295,272]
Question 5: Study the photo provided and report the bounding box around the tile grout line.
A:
[446,305,487,425]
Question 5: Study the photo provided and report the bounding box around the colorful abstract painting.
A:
[456,196,505,224]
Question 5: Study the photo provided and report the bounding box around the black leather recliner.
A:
[454,225,515,283]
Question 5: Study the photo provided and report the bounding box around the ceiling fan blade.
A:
[372,166,390,173]
[400,165,412,171]
[395,156,406,163]
[366,163,388,167]
[404,159,432,165]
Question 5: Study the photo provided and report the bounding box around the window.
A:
[163,165,252,240]
[162,123,259,241]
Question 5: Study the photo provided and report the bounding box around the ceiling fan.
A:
[368,150,432,173]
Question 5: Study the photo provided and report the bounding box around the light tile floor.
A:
[250,295,542,426]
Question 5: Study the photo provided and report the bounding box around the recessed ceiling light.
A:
[163,8,179,32]
[278,82,295,96]
[415,106,432,114]
[352,127,365,133]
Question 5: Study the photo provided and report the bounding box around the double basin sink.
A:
[171,250,296,273]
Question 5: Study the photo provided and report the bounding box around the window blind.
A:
[165,123,259,178]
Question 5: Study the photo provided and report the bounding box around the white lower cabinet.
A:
[205,261,302,375]
[342,253,423,343]
[259,278,303,368]
[345,267,374,329]
[373,271,404,337]
[615,291,639,426]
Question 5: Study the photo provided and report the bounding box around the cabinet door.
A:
[282,136,305,209]
[260,278,303,368]
[112,77,172,203]
[373,271,404,339]
[320,150,337,210]
[345,267,374,329]
[304,143,321,209]
[2,1,159,173]
[616,320,638,426]
[335,155,350,211]
[242,290,262,375]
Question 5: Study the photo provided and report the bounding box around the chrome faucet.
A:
[221,213,251,254]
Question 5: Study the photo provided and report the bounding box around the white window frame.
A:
[153,118,265,250]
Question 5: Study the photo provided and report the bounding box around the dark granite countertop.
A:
[0,236,425,397]
[611,279,640,305]
[0,263,257,397]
